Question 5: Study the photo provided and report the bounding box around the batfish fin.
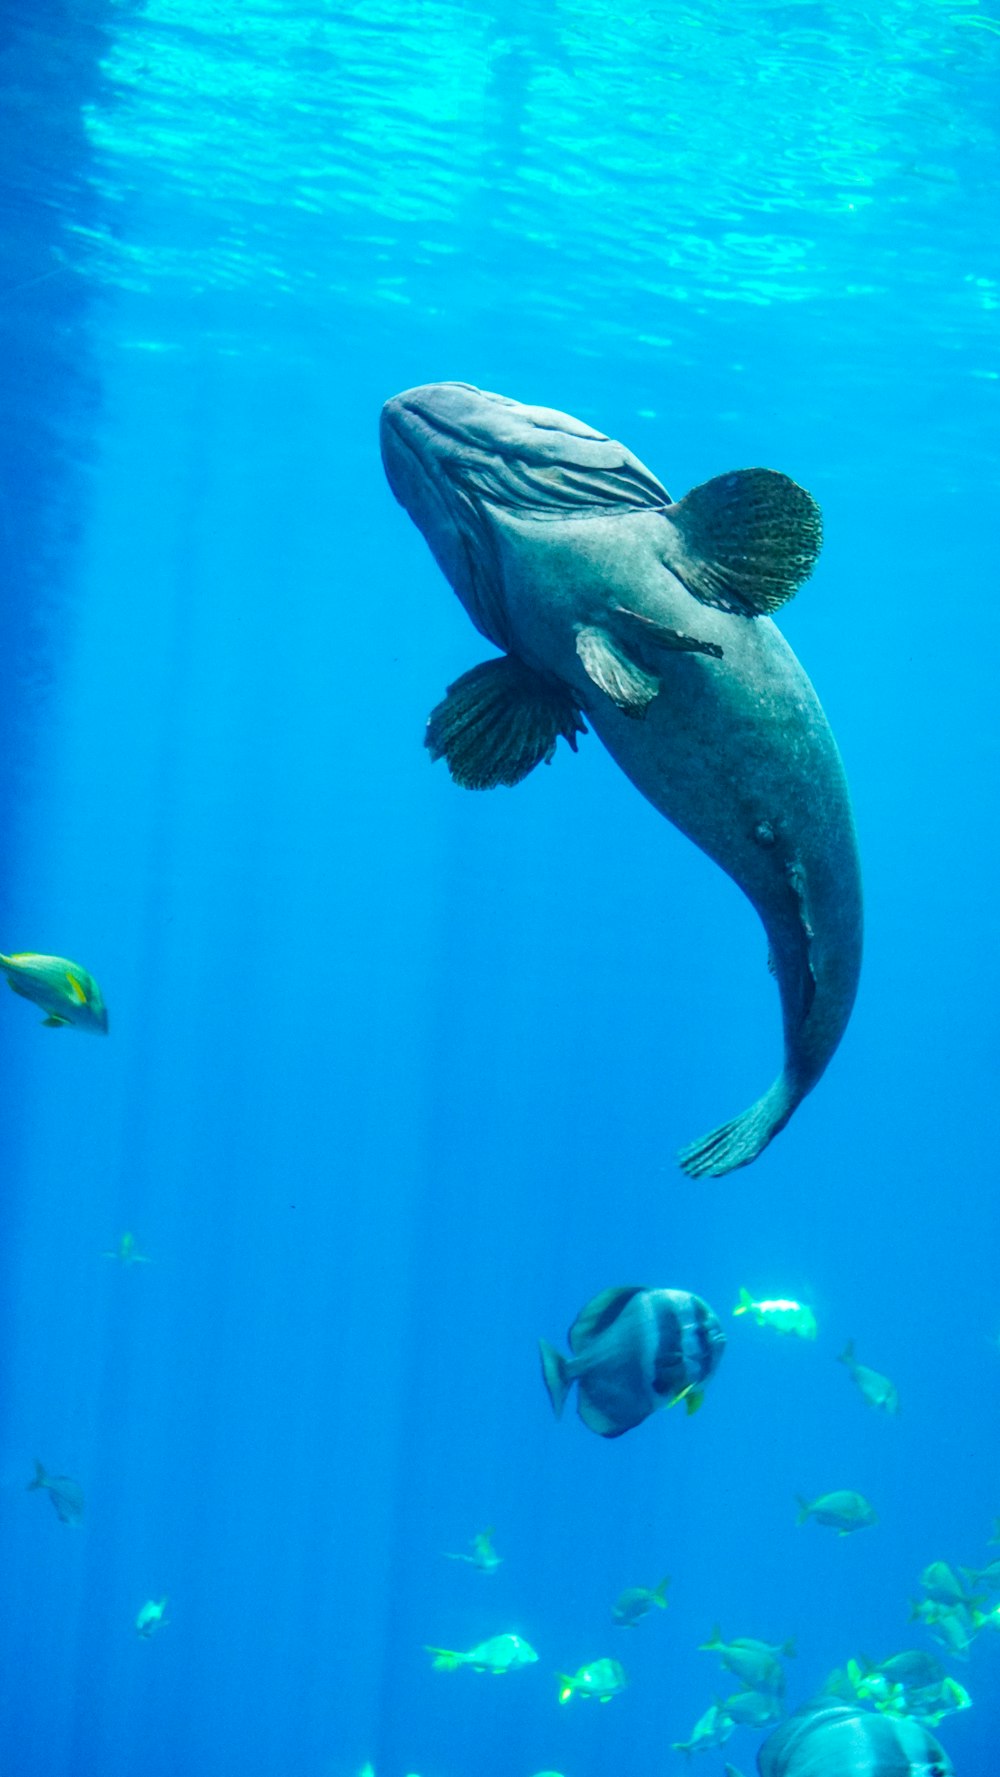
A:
[538,1339,571,1418]
[42,1016,68,1027]
[568,1285,644,1353]
[677,1075,796,1179]
[576,1388,634,1438]
[575,625,658,716]
[660,468,822,617]
[425,655,586,789]
[610,604,723,660]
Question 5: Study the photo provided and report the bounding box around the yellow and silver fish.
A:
[734,1289,816,1339]
[0,952,108,1033]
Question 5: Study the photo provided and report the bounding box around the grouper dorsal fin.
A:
[660,468,823,617]
[568,1285,644,1353]
[425,655,586,789]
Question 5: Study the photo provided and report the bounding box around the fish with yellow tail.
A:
[557,1658,626,1703]
[426,1633,537,1674]
[734,1289,817,1339]
[381,383,862,1177]
[0,952,108,1032]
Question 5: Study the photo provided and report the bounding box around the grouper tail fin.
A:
[677,1076,795,1179]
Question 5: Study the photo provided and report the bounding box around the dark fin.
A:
[425,656,586,790]
[575,626,658,716]
[26,1459,46,1491]
[698,1626,723,1652]
[653,1577,671,1605]
[42,1016,68,1028]
[683,1387,704,1416]
[610,604,723,660]
[567,1285,644,1353]
[662,468,822,617]
[677,1075,795,1178]
[538,1339,571,1418]
[795,1496,813,1526]
[837,1339,855,1367]
[576,1388,634,1438]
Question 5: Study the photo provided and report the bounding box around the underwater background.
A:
[1,1,999,1772]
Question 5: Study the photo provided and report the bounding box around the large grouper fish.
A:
[379,383,862,1177]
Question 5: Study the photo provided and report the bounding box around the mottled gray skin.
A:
[380,383,862,1176]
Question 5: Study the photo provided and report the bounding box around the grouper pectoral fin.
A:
[610,605,723,661]
[575,625,658,716]
[425,655,586,789]
[659,467,823,617]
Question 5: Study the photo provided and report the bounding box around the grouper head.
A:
[380,382,673,650]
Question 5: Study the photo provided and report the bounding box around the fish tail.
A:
[837,1338,855,1366]
[556,1673,575,1704]
[698,1625,723,1652]
[653,1575,671,1605]
[26,1459,46,1491]
[677,1075,795,1179]
[426,1646,464,1672]
[782,1636,796,1658]
[538,1339,571,1419]
[795,1495,812,1526]
[733,1287,753,1315]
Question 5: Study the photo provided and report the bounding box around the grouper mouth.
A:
[380,381,676,649]
[381,382,674,521]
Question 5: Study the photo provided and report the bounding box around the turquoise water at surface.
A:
[1,3,998,1773]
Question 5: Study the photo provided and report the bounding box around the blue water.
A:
[2,3,998,1773]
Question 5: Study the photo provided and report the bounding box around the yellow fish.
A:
[0,952,108,1033]
[734,1288,816,1339]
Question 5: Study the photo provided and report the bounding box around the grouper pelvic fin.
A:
[425,655,586,789]
[575,626,658,716]
[661,468,823,618]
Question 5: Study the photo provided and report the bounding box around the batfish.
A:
[757,1699,954,1776]
[380,383,862,1176]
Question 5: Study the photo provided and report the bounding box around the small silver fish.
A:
[796,1490,876,1535]
[612,1575,670,1625]
[27,1459,84,1525]
[700,1628,791,1694]
[837,1339,899,1414]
